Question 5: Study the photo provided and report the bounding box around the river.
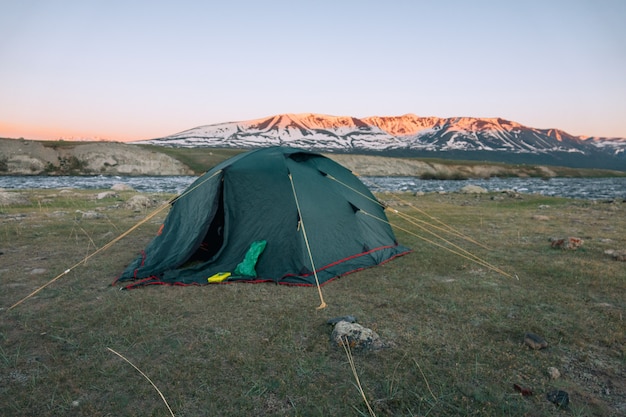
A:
[0,175,625,201]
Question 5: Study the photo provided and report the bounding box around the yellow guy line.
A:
[288,173,327,310]
[361,210,514,279]
[341,337,376,417]
[328,174,487,250]
[389,209,493,267]
[7,170,222,311]
[325,174,512,278]
[384,192,489,250]
[107,347,176,417]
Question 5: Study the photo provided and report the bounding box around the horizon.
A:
[1,1,625,142]
[2,112,625,143]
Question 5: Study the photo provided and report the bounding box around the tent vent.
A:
[287,152,317,163]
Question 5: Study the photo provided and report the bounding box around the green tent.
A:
[115,147,409,288]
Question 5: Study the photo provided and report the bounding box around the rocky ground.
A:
[327,153,558,178]
[0,138,193,176]
[2,137,563,179]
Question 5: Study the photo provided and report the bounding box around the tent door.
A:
[187,182,226,263]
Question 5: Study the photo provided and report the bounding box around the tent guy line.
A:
[328,174,510,276]
[6,169,224,311]
[288,172,327,310]
[331,173,489,249]
[364,210,514,280]
[7,202,170,311]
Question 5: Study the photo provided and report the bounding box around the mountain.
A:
[138,113,626,171]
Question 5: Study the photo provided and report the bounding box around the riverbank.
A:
[2,138,625,179]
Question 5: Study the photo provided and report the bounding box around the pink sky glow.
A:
[1,1,625,142]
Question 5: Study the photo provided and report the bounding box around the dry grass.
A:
[1,189,625,416]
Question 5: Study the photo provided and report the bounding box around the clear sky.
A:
[1,0,625,142]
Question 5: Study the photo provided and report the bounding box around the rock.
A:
[47,211,68,218]
[604,249,626,261]
[30,268,47,275]
[502,190,522,199]
[0,191,29,206]
[327,315,358,325]
[111,183,134,191]
[96,191,118,200]
[459,185,488,194]
[546,390,569,408]
[547,367,561,379]
[77,210,103,220]
[330,321,386,351]
[550,237,583,250]
[524,332,548,350]
[531,214,550,221]
[124,194,158,211]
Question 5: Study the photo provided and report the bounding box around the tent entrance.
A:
[187,183,225,263]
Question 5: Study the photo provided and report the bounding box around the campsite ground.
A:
[1,189,625,416]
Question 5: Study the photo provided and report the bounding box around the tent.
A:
[115,147,410,288]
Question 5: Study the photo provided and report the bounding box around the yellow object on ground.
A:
[207,272,231,283]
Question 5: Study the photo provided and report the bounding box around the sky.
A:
[1,0,625,142]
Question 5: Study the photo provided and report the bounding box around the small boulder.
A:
[124,194,157,211]
[0,191,29,206]
[524,332,548,350]
[459,185,488,194]
[111,183,135,191]
[327,315,358,325]
[604,249,626,261]
[96,191,118,200]
[77,210,103,220]
[547,367,561,380]
[550,237,583,250]
[331,321,386,351]
[532,214,550,221]
[502,190,522,199]
[546,390,569,408]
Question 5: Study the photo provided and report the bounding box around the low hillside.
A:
[146,145,626,179]
[1,138,624,178]
[0,139,193,176]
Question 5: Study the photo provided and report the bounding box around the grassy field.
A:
[1,188,625,416]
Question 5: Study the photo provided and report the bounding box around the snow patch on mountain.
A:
[138,113,626,162]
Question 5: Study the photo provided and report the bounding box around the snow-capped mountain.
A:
[144,113,404,150]
[139,113,626,170]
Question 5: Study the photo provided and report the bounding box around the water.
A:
[362,176,626,201]
[0,175,198,194]
[1,175,625,200]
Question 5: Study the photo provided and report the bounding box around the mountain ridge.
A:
[137,113,626,171]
